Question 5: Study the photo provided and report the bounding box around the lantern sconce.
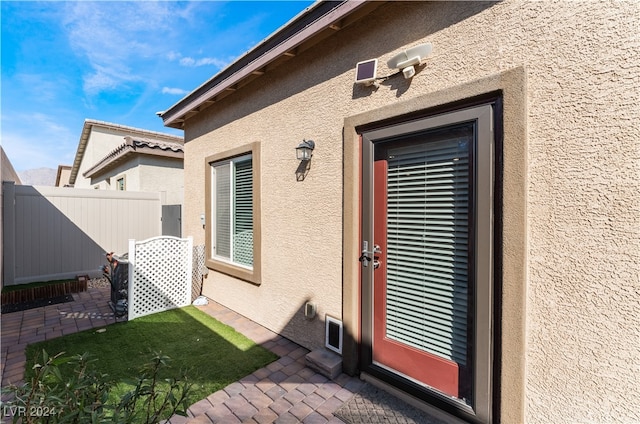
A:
[296,139,315,161]
[295,139,315,181]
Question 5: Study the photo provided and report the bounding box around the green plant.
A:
[114,353,191,423]
[23,306,277,407]
[1,350,191,424]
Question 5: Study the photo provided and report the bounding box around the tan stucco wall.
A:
[186,105,344,350]
[180,1,639,423]
[1,147,22,184]
[138,157,183,205]
[91,159,141,191]
[56,167,72,187]
[87,154,183,205]
[75,127,131,188]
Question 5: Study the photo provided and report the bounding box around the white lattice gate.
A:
[128,236,193,320]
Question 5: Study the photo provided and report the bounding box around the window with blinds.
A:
[233,158,253,267]
[215,163,231,258]
[384,127,471,367]
[212,154,253,269]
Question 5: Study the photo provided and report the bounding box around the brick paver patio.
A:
[1,288,115,389]
[0,287,366,423]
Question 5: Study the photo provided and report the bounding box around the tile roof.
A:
[69,119,183,185]
[82,136,184,179]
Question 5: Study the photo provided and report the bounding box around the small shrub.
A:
[1,350,191,424]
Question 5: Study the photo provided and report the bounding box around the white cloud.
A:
[15,74,68,103]
[178,57,196,67]
[83,70,122,95]
[167,46,231,69]
[59,2,251,96]
[62,2,182,95]
[162,87,189,96]
[179,56,229,68]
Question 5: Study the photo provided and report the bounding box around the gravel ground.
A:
[88,277,111,289]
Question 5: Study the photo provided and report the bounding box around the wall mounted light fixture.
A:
[295,139,315,181]
[387,43,432,79]
[296,139,315,161]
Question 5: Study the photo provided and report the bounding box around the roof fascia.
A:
[83,139,184,179]
[161,0,375,128]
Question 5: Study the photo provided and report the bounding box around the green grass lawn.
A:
[24,306,278,420]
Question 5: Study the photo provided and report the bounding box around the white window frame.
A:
[116,176,126,191]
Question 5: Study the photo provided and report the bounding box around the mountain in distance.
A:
[18,167,57,186]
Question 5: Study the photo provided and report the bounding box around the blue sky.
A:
[1,0,314,172]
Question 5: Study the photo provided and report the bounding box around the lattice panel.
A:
[128,236,193,320]
[191,245,206,302]
[233,230,253,267]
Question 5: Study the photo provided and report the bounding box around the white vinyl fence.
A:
[2,182,161,286]
[127,236,192,320]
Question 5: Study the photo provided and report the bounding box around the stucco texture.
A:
[74,127,129,188]
[180,1,639,423]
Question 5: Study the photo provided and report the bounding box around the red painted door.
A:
[370,127,472,400]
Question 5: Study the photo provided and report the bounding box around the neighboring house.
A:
[1,147,21,185]
[159,2,639,424]
[80,136,184,205]
[1,147,21,286]
[69,119,184,205]
[55,165,72,187]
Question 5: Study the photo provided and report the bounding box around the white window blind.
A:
[385,135,470,366]
[212,155,253,268]
[215,162,231,258]
[233,158,253,267]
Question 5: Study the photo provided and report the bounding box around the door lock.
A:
[360,241,382,268]
[358,252,372,267]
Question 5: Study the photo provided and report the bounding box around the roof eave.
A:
[160,0,382,129]
[69,119,183,184]
[83,140,184,180]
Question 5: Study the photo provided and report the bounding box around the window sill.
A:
[206,258,261,286]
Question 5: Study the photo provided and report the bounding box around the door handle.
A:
[373,244,382,269]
